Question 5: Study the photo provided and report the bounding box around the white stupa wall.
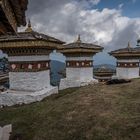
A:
[66,56,93,61]
[116,59,140,79]
[9,70,50,91]
[8,55,51,92]
[116,68,139,79]
[66,67,93,81]
[8,55,50,62]
[117,59,140,63]
[59,56,98,90]
[0,54,60,106]
[66,56,93,81]
[80,67,94,81]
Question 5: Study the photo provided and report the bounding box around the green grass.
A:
[0,80,140,140]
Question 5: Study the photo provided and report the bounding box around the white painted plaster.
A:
[116,59,140,79]
[0,86,58,107]
[8,55,50,62]
[116,67,140,79]
[9,70,51,92]
[59,78,98,90]
[59,67,98,90]
[66,56,93,61]
[117,59,140,63]
[66,68,93,80]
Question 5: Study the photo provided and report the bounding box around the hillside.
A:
[0,57,9,72]
[50,60,65,86]
[0,79,140,140]
[94,64,116,70]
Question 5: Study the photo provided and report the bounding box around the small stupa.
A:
[59,35,103,90]
[109,42,140,79]
[0,20,64,106]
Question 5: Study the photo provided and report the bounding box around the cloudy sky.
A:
[24,0,140,65]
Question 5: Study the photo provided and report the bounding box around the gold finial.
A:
[25,19,33,32]
[76,34,82,43]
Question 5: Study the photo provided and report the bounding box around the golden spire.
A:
[75,34,82,43]
[25,19,33,32]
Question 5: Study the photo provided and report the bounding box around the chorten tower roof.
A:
[0,20,64,49]
[59,35,103,55]
[0,20,64,56]
[109,42,140,59]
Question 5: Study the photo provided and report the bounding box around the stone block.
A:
[0,125,12,140]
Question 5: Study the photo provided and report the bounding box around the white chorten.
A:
[109,42,140,79]
[0,21,64,106]
[59,35,103,90]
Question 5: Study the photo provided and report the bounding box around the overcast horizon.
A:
[15,0,140,64]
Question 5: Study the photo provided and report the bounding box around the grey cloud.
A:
[25,0,140,53]
[27,0,71,16]
[108,21,140,51]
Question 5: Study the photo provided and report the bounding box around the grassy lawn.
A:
[0,79,140,140]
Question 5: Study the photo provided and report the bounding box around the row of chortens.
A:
[0,0,140,106]
[0,20,140,106]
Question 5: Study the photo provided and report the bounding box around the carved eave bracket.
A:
[0,40,63,49]
[0,0,17,32]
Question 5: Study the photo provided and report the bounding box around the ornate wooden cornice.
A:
[110,53,140,59]
[60,48,100,55]
[0,40,62,48]
[2,47,53,56]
